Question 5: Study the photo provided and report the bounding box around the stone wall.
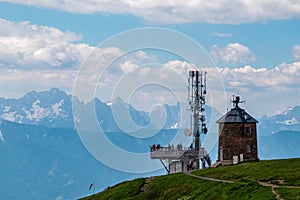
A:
[218,122,258,162]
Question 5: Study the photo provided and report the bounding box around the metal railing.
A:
[150,145,203,159]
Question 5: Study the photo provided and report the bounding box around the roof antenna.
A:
[231,95,245,108]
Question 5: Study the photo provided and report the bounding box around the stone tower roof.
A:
[216,96,258,123]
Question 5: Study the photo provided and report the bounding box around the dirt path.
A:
[258,181,300,200]
[139,177,154,193]
[184,171,300,200]
[258,181,283,200]
[184,171,234,183]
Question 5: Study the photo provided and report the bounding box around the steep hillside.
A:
[80,158,300,200]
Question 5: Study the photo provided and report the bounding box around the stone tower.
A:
[216,96,258,165]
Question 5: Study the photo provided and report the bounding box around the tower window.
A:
[246,145,251,154]
[245,127,251,135]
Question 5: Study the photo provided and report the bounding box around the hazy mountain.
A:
[258,130,300,160]
[258,106,300,135]
[0,119,169,199]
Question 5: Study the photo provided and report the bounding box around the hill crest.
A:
[81,158,300,200]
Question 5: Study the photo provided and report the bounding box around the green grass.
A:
[141,173,274,200]
[275,187,300,200]
[79,178,144,200]
[193,158,300,186]
[80,158,300,200]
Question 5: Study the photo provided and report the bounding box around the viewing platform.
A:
[150,145,205,160]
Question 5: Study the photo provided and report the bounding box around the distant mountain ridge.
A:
[258,106,300,135]
[0,88,183,131]
[1,88,300,135]
[0,88,75,128]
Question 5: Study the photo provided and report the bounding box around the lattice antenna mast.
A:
[188,71,208,151]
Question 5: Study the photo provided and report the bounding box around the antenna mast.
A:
[150,70,211,172]
[188,70,208,151]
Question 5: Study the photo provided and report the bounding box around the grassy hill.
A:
[80,158,300,200]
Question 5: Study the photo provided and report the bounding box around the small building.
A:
[216,96,258,165]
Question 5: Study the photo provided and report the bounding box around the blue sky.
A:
[0,0,300,117]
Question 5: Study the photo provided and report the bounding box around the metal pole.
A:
[194,71,200,151]
[93,181,95,200]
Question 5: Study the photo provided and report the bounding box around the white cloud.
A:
[210,43,255,64]
[219,63,300,88]
[0,18,95,69]
[164,60,196,75]
[155,60,300,116]
[4,0,300,24]
[215,62,300,116]
[107,50,156,75]
[293,45,300,60]
[120,61,138,74]
[212,32,232,37]
[0,18,156,99]
[80,59,300,116]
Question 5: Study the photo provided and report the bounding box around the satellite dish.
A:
[184,129,192,137]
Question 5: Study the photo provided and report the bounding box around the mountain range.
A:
[0,88,183,132]
[1,88,299,135]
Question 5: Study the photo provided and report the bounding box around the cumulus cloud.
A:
[0,18,156,100]
[218,63,300,88]
[218,62,300,116]
[293,45,300,60]
[164,60,196,75]
[109,50,156,74]
[0,18,96,68]
[210,43,255,64]
[155,59,300,115]
[129,59,300,95]
[4,0,300,24]
[0,18,155,71]
[159,59,299,91]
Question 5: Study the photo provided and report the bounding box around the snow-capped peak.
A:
[106,97,125,107]
[276,117,300,125]
[281,106,294,115]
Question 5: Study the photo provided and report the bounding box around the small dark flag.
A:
[89,183,94,190]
